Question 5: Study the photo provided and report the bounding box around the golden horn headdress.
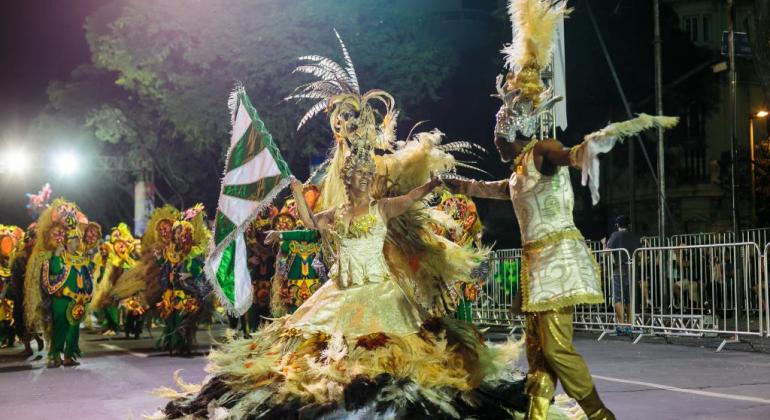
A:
[495,0,570,142]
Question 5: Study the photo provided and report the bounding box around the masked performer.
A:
[0,225,25,347]
[25,200,93,367]
[92,223,143,338]
[10,224,44,355]
[82,222,113,334]
[431,193,484,322]
[244,206,278,330]
[159,31,588,420]
[154,205,211,356]
[445,1,679,418]
[269,195,329,317]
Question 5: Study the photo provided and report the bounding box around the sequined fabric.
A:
[287,206,424,337]
[510,149,604,312]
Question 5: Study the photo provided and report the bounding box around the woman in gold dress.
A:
[161,30,587,419]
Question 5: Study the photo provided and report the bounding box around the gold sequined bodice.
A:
[331,205,390,287]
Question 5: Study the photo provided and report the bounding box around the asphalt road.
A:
[0,327,769,419]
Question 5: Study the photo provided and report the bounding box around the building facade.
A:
[604,0,767,236]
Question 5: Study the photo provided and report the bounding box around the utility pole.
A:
[727,0,739,237]
[653,0,666,240]
[92,156,154,236]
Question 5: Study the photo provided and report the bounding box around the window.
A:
[702,15,711,42]
[683,15,699,42]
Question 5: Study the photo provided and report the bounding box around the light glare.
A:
[755,110,769,118]
[54,151,80,176]
[2,147,31,175]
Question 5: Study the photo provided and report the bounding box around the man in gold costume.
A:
[447,1,678,418]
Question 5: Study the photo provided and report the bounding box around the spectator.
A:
[673,252,699,309]
[606,215,641,336]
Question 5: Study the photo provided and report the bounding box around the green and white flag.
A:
[206,85,292,315]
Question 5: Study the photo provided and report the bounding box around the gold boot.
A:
[577,387,616,420]
[526,395,551,420]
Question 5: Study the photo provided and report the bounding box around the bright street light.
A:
[1,147,31,175]
[53,151,80,176]
[755,110,769,118]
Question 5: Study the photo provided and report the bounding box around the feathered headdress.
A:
[495,0,570,141]
[285,29,397,150]
[286,29,399,209]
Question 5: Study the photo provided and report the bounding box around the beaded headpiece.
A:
[494,0,569,142]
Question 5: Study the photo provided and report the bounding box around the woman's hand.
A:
[427,172,444,191]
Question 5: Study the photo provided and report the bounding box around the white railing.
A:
[670,232,735,246]
[479,241,769,351]
[742,228,770,249]
[469,250,525,331]
[765,243,770,338]
[641,236,668,248]
[632,242,764,350]
[573,248,633,337]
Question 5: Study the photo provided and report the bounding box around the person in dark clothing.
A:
[606,215,641,336]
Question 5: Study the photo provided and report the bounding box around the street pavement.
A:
[0,327,769,419]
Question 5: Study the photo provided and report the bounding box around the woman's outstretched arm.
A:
[380,175,443,221]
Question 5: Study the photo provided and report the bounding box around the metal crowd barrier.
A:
[641,236,668,248]
[766,243,770,338]
[633,242,764,351]
[479,241,769,350]
[574,248,633,338]
[670,229,770,248]
[742,228,770,249]
[670,232,735,246]
[470,250,525,331]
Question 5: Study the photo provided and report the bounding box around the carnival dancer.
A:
[269,199,328,317]
[154,205,211,355]
[93,206,183,337]
[91,223,143,338]
[244,206,278,330]
[25,200,94,367]
[10,224,44,355]
[445,1,678,418]
[431,192,485,321]
[159,32,573,420]
[0,225,25,347]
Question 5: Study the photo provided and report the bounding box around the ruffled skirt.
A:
[161,316,532,419]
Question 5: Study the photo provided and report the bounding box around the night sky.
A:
[0,0,108,128]
[0,1,705,245]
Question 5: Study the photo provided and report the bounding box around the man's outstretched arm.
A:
[444,178,510,200]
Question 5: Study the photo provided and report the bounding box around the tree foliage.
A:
[34,0,458,220]
[85,0,456,166]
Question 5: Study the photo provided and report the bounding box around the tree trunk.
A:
[749,0,770,105]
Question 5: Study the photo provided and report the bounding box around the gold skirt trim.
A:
[521,229,605,312]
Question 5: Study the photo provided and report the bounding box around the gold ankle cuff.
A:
[526,395,551,420]
[578,387,616,420]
